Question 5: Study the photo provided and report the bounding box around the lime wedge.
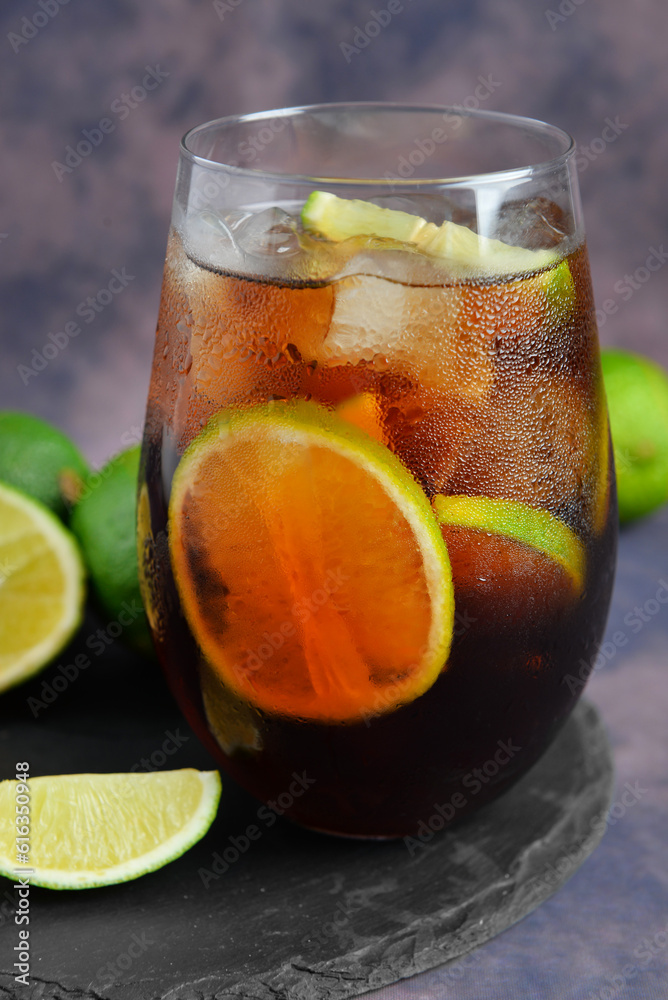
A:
[302,191,558,278]
[433,494,585,595]
[0,770,221,889]
[0,482,85,692]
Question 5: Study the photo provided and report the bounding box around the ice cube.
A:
[198,210,240,242]
[319,273,494,396]
[494,198,570,251]
[185,209,250,271]
[336,246,448,284]
[234,207,302,259]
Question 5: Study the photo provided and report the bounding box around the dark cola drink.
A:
[139,108,616,837]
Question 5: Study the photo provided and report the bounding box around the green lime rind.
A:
[169,398,455,715]
[302,191,558,278]
[0,411,89,520]
[543,259,575,313]
[70,446,152,655]
[0,770,221,890]
[433,494,586,595]
[601,348,668,523]
[0,482,86,692]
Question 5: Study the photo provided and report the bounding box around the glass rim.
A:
[180,102,576,188]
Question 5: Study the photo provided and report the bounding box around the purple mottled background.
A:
[1,3,667,999]
[0,0,666,462]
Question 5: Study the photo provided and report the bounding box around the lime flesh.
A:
[0,770,221,889]
[0,482,85,692]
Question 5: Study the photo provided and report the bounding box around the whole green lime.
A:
[601,348,668,523]
[0,411,89,519]
[70,446,152,655]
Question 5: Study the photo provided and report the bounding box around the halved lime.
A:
[433,494,585,595]
[169,399,454,723]
[0,770,221,889]
[0,411,88,519]
[0,482,85,692]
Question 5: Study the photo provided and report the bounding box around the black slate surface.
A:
[0,618,614,1000]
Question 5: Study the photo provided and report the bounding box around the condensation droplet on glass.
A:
[285,343,301,363]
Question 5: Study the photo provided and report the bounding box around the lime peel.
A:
[0,770,221,889]
[434,494,586,595]
[71,445,152,655]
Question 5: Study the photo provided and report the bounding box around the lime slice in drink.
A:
[302,191,559,278]
[200,662,262,755]
[0,482,85,693]
[169,399,454,723]
[0,770,221,889]
[601,348,668,522]
[433,494,585,595]
[592,383,612,534]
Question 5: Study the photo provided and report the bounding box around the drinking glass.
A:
[138,104,617,838]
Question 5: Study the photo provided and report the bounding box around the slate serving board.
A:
[0,617,614,1000]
